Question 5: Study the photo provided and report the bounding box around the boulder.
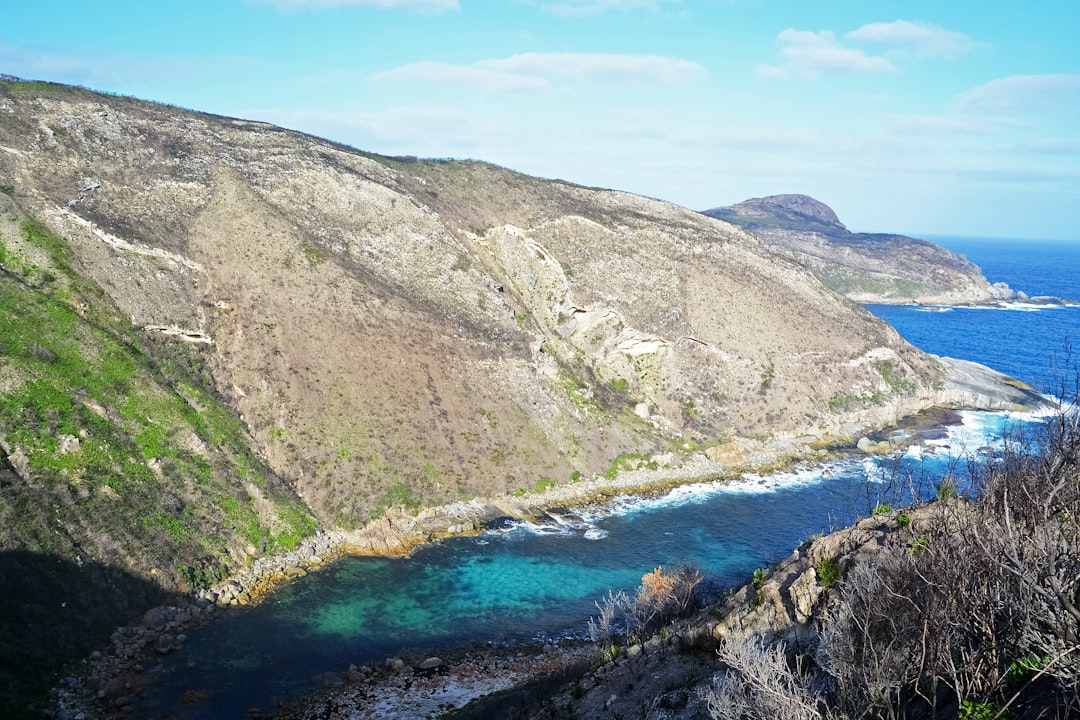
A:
[142,607,166,631]
[417,656,442,670]
[155,633,175,654]
[788,567,824,625]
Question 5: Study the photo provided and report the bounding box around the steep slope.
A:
[0,80,952,538]
[703,194,1016,304]
[0,191,316,715]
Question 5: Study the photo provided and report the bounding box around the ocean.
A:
[867,235,1080,394]
[136,236,1080,719]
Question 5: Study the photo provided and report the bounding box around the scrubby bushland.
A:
[706,387,1080,720]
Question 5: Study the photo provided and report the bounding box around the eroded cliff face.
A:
[0,80,944,531]
[703,194,1011,305]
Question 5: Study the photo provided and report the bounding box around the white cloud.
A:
[521,0,679,16]
[847,20,977,59]
[372,52,705,92]
[956,74,1080,111]
[757,29,894,79]
[246,0,458,11]
[372,61,550,93]
[248,106,497,155]
[886,113,1016,136]
[1020,138,1080,155]
[477,53,705,84]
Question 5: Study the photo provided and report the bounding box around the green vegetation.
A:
[451,251,471,272]
[300,241,326,266]
[936,477,958,500]
[876,359,916,395]
[895,510,911,528]
[959,700,1006,720]
[908,534,930,555]
[0,217,316,716]
[683,397,699,421]
[814,265,933,300]
[828,390,886,412]
[563,371,603,413]
[604,452,657,479]
[21,219,75,277]
[871,503,892,516]
[371,482,424,518]
[760,363,775,390]
[815,557,840,588]
[511,476,556,497]
[0,222,314,568]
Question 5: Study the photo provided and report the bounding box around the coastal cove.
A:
[77,235,1075,719]
[134,410,1043,719]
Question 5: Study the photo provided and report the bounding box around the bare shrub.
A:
[817,391,1080,718]
[818,552,922,719]
[632,564,703,632]
[706,637,827,720]
[963,404,1080,713]
[588,564,704,647]
[588,588,631,646]
[706,389,1080,719]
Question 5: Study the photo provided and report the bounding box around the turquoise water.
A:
[138,414,1036,719]
[136,237,1080,718]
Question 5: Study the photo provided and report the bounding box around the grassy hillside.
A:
[0,201,315,716]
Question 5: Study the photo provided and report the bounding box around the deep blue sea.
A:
[137,236,1080,719]
[867,235,1080,394]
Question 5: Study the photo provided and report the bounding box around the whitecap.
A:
[583,528,608,540]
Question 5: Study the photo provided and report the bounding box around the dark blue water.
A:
[138,236,1080,719]
[867,235,1080,393]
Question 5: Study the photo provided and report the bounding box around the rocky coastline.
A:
[42,437,859,719]
[47,359,1050,719]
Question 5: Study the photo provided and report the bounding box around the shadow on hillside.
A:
[0,548,181,719]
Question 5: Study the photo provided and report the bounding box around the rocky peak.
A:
[722,193,848,233]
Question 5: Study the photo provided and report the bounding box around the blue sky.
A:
[2,0,1078,240]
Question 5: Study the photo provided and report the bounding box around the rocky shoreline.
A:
[43,437,845,720]
[47,359,1050,719]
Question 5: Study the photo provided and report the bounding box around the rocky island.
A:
[0,78,1055,717]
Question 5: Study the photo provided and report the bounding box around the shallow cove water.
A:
[140,412,1031,719]
[136,236,1080,718]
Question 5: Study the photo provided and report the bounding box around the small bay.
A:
[138,236,1080,718]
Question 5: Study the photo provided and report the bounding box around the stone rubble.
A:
[275,642,597,720]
